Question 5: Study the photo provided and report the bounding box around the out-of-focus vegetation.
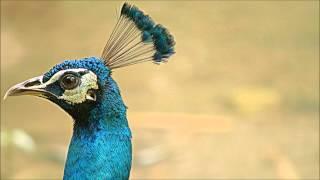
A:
[1,1,319,179]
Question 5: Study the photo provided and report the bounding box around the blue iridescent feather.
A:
[102,2,175,69]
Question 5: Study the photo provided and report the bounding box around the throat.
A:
[64,110,132,179]
[73,114,132,138]
[72,97,131,137]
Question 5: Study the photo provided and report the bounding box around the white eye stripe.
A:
[45,68,89,85]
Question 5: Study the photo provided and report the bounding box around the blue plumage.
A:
[63,65,132,179]
[119,3,175,63]
[4,3,175,179]
[102,2,175,68]
[142,31,152,42]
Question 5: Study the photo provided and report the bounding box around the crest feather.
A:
[101,2,175,69]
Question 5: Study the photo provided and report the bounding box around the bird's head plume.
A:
[102,2,175,69]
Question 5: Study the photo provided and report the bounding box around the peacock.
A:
[4,2,175,179]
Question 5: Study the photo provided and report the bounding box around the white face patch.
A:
[44,68,99,105]
[58,71,98,104]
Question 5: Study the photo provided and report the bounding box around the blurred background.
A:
[1,1,319,179]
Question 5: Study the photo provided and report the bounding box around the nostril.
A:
[24,80,41,87]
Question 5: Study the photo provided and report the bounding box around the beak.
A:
[4,75,56,100]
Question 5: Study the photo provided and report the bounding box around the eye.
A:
[59,73,81,90]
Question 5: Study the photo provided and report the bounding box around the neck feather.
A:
[74,76,131,136]
[63,77,132,179]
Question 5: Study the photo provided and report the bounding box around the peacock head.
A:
[4,2,175,123]
[4,57,112,120]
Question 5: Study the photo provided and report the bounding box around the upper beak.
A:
[4,75,56,100]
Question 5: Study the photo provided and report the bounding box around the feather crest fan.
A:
[101,2,175,69]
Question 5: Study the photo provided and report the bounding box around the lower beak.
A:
[4,76,56,100]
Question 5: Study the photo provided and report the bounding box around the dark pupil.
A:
[61,74,79,90]
[64,76,75,84]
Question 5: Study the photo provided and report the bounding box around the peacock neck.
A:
[74,76,131,136]
[63,77,132,180]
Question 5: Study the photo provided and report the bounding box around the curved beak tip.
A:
[3,91,9,100]
[3,86,16,100]
[3,75,45,101]
[3,84,24,100]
